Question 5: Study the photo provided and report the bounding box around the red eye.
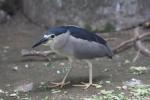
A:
[51,34,55,38]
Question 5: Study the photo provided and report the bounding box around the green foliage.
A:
[129,66,147,75]
[92,89,128,100]
[84,23,93,31]
[129,85,150,99]
[99,22,115,33]
[41,96,49,100]
[83,22,115,33]
[92,84,150,100]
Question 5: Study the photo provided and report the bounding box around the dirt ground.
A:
[0,14,150,100]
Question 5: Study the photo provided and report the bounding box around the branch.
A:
[112,38,135,54]
[21,49,55,57]
[134,27,150,57]
[112,28,150,55]
[132,50,141,62]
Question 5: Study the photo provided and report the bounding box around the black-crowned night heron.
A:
[32,25,113,89]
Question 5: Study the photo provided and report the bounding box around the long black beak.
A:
[32,37,48,48]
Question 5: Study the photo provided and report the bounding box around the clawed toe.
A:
[73,82,98,89]
[49,81,70,88]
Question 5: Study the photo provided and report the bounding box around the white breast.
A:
[50,31,74,57]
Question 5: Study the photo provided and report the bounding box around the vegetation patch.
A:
[92,84,150,100]
[129,66,147,75]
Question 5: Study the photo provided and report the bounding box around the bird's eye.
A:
[50,34,55,38]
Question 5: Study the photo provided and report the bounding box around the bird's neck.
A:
[51,32,70,51]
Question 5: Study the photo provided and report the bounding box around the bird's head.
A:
[32,27,67,48]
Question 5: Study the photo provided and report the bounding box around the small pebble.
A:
[125,59,130,64]
[43,63,49,66]
[6,84,10,87]
[95,84,102,89]
[60,63,65,66]
[51,89,61,94]
[9,93,17,97]
[13,66,18,71]
[122,85,127,90]
[15,82,33,92]
[103,68,109,72]
[40,82,45,85]
[57,70,61,74]
[64,91,68,94]
[25,64,29,68]
[0,89,4,94]
[116,86,122,90]
[105,81,111,84]
[123,78,142,86]
[3,46,10,49]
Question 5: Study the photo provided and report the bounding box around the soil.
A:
[0,14,150,100]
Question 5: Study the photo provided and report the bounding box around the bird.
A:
[32,25,113,89]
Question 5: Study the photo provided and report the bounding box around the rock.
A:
[123,78,143,87]
[56,70,61,74]
[122,85,127,90]
[3,46,10,49]
[14,82,33,92]
[24,64,29,68]
[12,66,18,71]
[0,89,4,94]
[60,62,65,66]
[9,93,17,97]
[22,0,150,30]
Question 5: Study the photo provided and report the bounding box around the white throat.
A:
[44,30,70,51]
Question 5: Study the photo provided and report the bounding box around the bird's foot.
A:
[49,81,70,88]
[73,82,98,89]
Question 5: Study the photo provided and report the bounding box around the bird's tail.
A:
[105,45,113,59]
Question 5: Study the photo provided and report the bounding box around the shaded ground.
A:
[0,14,150,100]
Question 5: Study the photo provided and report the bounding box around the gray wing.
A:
[65,35,112,59]
[61,26,107,45]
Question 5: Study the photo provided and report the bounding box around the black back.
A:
[46,25,107,45]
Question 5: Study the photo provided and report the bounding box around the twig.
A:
[132,50,141,62]
[112,38,135,54]
[105,37,118,41]
[21,49,55,57]
[135,40,150,57]
[134,27,150,57]
[112,28,150,55]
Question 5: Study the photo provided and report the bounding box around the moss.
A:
[99,22,115,33]
[83,22,93,31]
[83,22,115,33]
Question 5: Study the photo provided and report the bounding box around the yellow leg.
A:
[49,58,73,88]
[73,60,98,89]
